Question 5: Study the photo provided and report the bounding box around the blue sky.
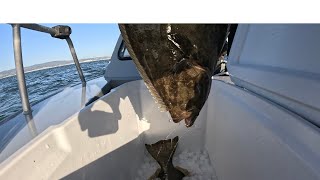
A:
[0,24,120,72]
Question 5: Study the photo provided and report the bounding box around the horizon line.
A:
[0,55,111,73]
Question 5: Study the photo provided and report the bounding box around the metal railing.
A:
[10,23,86,115]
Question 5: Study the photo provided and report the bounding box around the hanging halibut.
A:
[119,24,228,127]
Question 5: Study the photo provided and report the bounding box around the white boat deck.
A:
[0,78,319,180]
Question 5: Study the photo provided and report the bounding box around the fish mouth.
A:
[184,116,196,127]
[173,115,197,128]
[182,109,199,127]
[171,111,197,128]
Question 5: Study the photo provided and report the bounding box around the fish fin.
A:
[175,166,190,176]
[119,24,168,111]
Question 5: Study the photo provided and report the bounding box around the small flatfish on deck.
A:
[145,136,189,180]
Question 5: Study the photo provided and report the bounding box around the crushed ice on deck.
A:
[135,149,217,180]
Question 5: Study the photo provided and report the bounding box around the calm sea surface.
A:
[0,60,109,122]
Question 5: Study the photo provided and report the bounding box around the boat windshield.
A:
[118,41,132,60]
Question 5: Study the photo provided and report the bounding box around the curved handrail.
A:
[10,23,86,116]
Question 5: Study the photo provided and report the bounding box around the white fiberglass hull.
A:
[0,78,319,180]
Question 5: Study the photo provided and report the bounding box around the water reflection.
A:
[24,113,38,138]
[81,85,86,108]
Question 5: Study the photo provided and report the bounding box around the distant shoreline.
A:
[0,58,110,80]
[24,58,109,74]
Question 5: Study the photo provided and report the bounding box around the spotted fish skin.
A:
[119,24,228,127]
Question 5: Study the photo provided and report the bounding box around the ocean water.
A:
[0,60,109,122]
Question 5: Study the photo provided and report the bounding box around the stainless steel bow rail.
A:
[10,24,86,115]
